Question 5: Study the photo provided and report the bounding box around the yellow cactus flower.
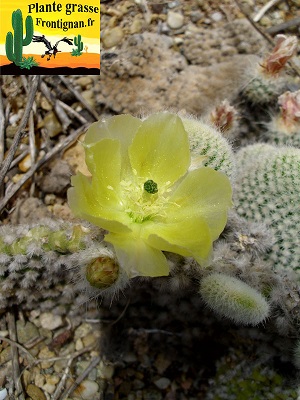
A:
[68,112,232,278]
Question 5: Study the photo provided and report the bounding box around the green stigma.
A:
[144,179,158,194]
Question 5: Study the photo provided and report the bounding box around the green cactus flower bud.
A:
[86,256,119,289]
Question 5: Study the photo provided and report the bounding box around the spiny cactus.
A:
[180,115,235,179]
[234,143,300,272]
[5,9,34,67]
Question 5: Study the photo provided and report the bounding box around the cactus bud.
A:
[261,35,298,76]
[85,256,119,289]
[209,100,237,133]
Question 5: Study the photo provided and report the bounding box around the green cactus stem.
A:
[74,34,83,54]
[5,9,34,67]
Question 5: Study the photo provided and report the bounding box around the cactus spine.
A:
[5,9,34,66]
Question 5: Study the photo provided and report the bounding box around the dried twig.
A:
[0,122,89,214]
[0,87,5,165]
[253,0,283,22]
[57,99,88,124]
[266,16,300,34]
[0,75,40,189]
[59,355,101,400]
[28,112,36,196]
[0,335,36,362]
[9,149,29,170]
[234,0,274,44]
[40,79,72,130]
[51,343,97,400]
[6,311,26,400]
[59,76,99,121]
[51,357,74,400]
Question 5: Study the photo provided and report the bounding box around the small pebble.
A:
[190,10,203,23]
[40,313,63,330]
[130,18,143,34]
[74,323,92,339]
[40,96,52,111]
[168,0,180,8]
[98,360,115,379]
[102,27,124,48]
[211,11,223,22]
[167,11,184,29]
[40,111,62,138]
[74,380,99,399]
[0,389,7,400]
[26,384,47,400]
[18,154,32,173]
[75,76,93,88]
[16,321,39,344]
[75,338,84,351]
[38,347,56,369]
[42,383,56,394]
[154,377,171,390]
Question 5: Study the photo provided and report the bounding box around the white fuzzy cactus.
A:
[242,35,298,104]
[199,272,270,325]
[0,220,123,309]
[234,143,300,272]
[181,116,235,179]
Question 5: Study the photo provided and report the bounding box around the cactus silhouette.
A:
[74,34,83,53]
[5,9,34,67]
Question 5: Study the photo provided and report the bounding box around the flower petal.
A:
[84,114,142,174]
[68,174,131,233]
[146,217,213,266]
[167,167,232,240]
[105,232,170,277]
[129,112,190,186]
[84,138,121,192]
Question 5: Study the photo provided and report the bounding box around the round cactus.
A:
[234,143,300,272]
[242,35,298,105]
[181,116,235,179]
[242,75,286,104]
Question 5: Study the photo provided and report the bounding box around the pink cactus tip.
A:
[210,100,237,132]
[261,34,298,75]
[277,90,300,131]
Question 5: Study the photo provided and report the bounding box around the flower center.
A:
[120,178,172,223]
